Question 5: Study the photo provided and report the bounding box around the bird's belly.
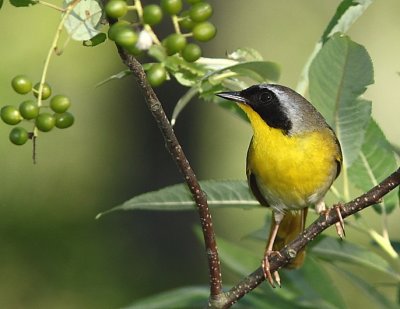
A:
[248,130,337,211]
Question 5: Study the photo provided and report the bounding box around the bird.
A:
[216,84,343,287]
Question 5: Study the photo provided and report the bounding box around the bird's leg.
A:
[262,212,283,287]
[315,200,345,239]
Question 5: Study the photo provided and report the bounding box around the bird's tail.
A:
[270,208,308,269]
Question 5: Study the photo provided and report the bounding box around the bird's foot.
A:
[334,203,346,239]
[262,251,282,288]
[322,203,346,239]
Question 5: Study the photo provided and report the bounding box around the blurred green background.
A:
[0,1,399,308]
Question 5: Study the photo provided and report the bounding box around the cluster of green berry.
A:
[104,0,217,87]
[1,75,74,145]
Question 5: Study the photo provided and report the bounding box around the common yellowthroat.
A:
[217,84,343,286]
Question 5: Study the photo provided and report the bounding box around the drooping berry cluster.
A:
[1,75,74,145]
[104,0,217,87]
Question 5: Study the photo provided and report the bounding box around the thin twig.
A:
[37,0,65,12]
[222,167,400,308]
[33,0,81,163]
[123,50,223,304]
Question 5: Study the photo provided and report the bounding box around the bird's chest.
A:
[247,128,336,210]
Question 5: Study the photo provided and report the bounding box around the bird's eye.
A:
[259,91,273,104]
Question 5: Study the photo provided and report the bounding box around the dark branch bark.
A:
[112,46,223,300]
[223,167,400,308]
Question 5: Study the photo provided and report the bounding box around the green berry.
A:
[11,75,32,94]
[1,105,22,125]
[179,11,195,30]
[19,100,39,120]
[35,113,56,132]
[146,64,167,87]
[114,27,138,48]
[182,43,202,62]
[143,4,163,26]
[164,33,187,55]
[9,127,29,145]
[33,82,52,100]
[50,95,71,113]
[161,0,182,15]
[186,0,202,4]
[105,0,127,18]
[108,20,130,41]
[189,2,213,22]
[192,21,216,42]
[55,112,75,129]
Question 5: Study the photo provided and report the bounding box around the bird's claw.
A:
[334,203,346,239]
[262,251,282,288]
[321,203,346,239]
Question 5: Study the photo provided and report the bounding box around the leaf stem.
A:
[143,24,161,45]
[36,0,81,112]
[172,15,181,34]
[37,0,65,12]
[132,0,142,20]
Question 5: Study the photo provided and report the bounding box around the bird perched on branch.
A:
[217,84,343,287]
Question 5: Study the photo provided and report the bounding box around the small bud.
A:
[288,249,297,258]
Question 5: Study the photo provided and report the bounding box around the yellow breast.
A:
[243,104,340,210]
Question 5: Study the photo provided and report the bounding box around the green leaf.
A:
[227,47,264,62]
[309,33,373,167]
[335,266,399,309]
[222,61,280,83]
[310,236,400,281]
[216,235,260,277]
[296,0,372,94]
[164,56,207,87]
[0,0,4,9]
[237,289,309,309]
[9,0,36,7]
[147,45,167,62]
[96,180,260,218]
[285,256,345,309]
[95,70,132,87]
[121,286,209,309]
[63,0,102,41]
[82,33,106,47]
[349,119,399,213]
[321,0,373,44]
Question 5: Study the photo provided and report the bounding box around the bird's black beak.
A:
[216,91,249,104]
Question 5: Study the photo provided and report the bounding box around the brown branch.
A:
[107,31,223,303]
[222,167,400,308]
